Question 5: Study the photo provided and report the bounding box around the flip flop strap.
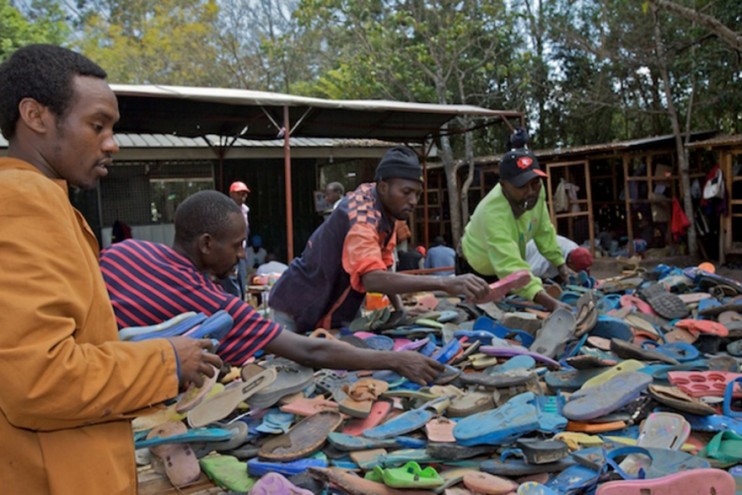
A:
[605,446,651,480]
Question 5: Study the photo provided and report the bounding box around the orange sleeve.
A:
[342,222,389,293]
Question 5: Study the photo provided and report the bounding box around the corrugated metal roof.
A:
[464,131,718,166]
[686,134,742,149]
[0,133,402,149]
[111,84,521,140]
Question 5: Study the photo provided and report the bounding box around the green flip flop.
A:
[700,430,742,466]
[365,461,444,489]
[199,454,255,492]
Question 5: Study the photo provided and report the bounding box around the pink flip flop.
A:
[595,468,735,495]
[475,270,531,304]
[250,472,313,495]
[148,421,201,488]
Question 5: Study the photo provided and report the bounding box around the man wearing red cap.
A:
[221,180,251,300]
[526,236,593,279]
[460,130,569,312]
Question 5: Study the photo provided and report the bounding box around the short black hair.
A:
[0,44,107,140]
[175,190,242,245]
[432,236,446,247]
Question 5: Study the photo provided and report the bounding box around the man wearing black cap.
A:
[460,136,569,312]
[269,146,490,333]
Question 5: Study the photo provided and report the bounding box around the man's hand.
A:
[445,274,491,301]
[557,264,574,285]
[391,352,445,385]
[534,290,570,313]
[167,337,223,389]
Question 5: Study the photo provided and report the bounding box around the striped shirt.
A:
[100,239,281,365]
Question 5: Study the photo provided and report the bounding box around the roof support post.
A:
[283,106,294,260]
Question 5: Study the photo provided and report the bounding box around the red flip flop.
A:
[674,319,729,337]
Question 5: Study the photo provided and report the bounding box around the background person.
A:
[526,235,593,279]
[424,236,456,276]
[323,181,345,219]
[219,180,251,300]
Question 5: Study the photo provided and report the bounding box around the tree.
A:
[1,0,69,60]
[293,0,528,244]
[648,0,742,52]
[76,0,229,86]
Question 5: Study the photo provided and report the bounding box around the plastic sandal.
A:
[147,421,201,488]
[563,371,652,421]
[596,468,735,495]
[700,430,742,465]
[310,467,434,495]
[609,338,679,365]
[136,424,233,448]
[246,358,315,410]
[250,472,313,495]
[339,378,389,418]
[517,482,560,495]
[581,359,645,389]
[462,471,517,494]
[128,312,207,342]
[119,311,199,340]
[474,270,531,304]
[248,457,328,477]
[453,392,567,446]
[187,365,277,427]
[199,454,255,492]
[371,461,444,489]
[529,307,576,359]
[363,397,448,440]
[182,310,233,341]
[259,411,343,462]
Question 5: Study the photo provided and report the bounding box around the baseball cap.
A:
[229,181,250,193]
[568,247,594,272]
[499,149,547,188]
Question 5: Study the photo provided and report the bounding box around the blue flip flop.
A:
[183,310,234,341]
[328,432,404,451]
[473,316,535,347]
[431,338,462,364]
[128,313,207,341]
[453,392,567,446]
[640,341,699,363]
[120,311,200,341]
[247,456,328,477]
[684,412,742,435]
[590,315,633,341]
[605,446,710,479]
[481,457,575,477]
[563,371,652,421]
[135,425,233,448]
[517,482,561,495]
[363,397,448,439]
[545,463,604,494]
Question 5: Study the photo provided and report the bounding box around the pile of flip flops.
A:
[130,263,742,494]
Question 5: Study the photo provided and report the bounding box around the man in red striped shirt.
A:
[100,190,443,384]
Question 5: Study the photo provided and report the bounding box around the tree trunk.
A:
[440,132,460,246]
[459,117,476,234]
[652,5,698,257]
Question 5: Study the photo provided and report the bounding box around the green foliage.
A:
[76,0,229,85]
[0,0,69,61]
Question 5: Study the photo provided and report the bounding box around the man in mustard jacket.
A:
[0,45,223,494]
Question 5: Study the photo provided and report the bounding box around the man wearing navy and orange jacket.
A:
[269,146,490,333]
